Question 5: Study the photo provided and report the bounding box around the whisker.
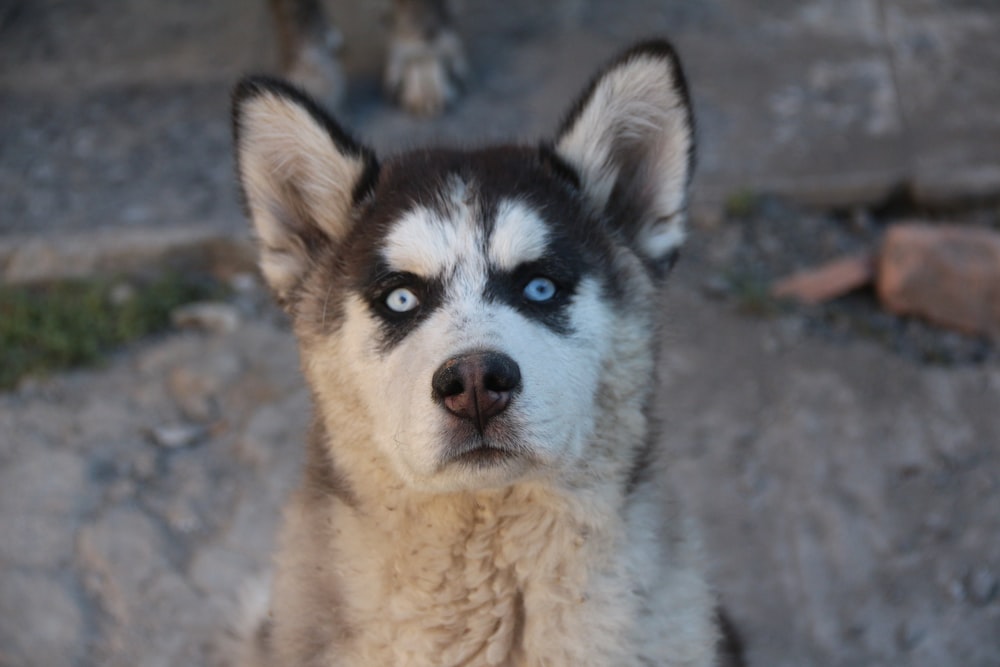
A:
[320,284,334,329]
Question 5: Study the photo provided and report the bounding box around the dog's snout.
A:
[432,351,521,430]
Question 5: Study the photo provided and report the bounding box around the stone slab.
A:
[3,0,1000,245]
[0,225,254,283]
[884,0,1000,203]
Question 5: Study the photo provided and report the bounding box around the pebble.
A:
[149,423,208,449]
[109,282,136,306]
[229,272,258,293]
[895,620,925,651]
[701,275,730,300]
[964,568,998,606]
[171,301,241,334]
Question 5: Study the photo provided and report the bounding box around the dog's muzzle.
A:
[431,351,521,433]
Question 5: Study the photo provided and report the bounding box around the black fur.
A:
[716,606,748,667]
[340,146,621,348]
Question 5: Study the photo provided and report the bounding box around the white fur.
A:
[488,200,550,271]
[382,185,481,279]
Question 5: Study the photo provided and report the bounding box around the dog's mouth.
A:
[448,442,520,468]
[440,425,532,470]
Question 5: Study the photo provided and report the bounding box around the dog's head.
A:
[233,41,694,493]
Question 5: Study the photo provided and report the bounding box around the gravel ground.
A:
[681,196,1000,366]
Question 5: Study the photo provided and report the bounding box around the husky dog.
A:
[268,0,466,115]
[233,39,722,666]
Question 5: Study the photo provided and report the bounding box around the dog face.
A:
[233,42,694,493]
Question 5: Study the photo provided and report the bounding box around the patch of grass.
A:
[724,270,783,318]
[0,273,226,390]
[724,189,759,219]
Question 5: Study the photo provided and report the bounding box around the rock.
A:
[228,272,258,293]
[166,353,244,422]
[877,224,1000,338]
[108,281,136,306]
[167,368,219,422]
[771,252,875,304]
[170,301,241,334]
[148,423,208,449]
[0,228,254,285]
[701,275,730,300]
[895,620,925,652]
[964,568,998,607]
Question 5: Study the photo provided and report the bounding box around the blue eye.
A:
[385,287,420,312]
[523,277,557,302]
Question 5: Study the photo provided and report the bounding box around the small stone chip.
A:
[170,301,241,334]
[964,568,998,607]
[149,423,208,449]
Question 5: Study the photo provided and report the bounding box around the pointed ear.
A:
[232,77,378,300]
[554,40,694,269]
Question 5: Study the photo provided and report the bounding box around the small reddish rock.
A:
[877,223,1000,338]
[771,253,875,305]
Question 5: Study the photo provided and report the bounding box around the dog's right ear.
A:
[232,77,378,301]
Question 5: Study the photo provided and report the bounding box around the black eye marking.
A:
[486,258,582,335]
[361,270,444,352]
[367,272,427,319]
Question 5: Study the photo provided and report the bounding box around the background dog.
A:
[268,0,466,114]
[233,39,722,665]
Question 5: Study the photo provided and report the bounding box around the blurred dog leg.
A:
[384,0,468,115]
[268,0,345,109]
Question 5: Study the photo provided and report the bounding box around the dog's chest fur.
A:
[344,489,614,664]
[281,474,684,667]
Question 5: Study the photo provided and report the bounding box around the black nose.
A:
[431,351,521,431]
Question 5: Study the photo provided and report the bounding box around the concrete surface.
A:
[1,279,997,666]
[2,1,1000,666]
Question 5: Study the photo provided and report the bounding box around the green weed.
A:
[724,270,782,318]
[0,274,225,389]
[724,189,759,219]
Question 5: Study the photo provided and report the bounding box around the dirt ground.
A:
[1,1,999,666]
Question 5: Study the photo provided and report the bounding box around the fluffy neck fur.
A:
[293,402,647,667]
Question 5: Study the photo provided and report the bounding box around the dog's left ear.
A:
[554,40,694,269]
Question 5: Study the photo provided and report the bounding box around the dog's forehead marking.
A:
[381,178,481,277]
[382,207,471,277]
[488,200,550,271]
[382,188,553,281]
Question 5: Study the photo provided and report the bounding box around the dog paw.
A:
[384,29,467,116]
[285,29,346,110]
